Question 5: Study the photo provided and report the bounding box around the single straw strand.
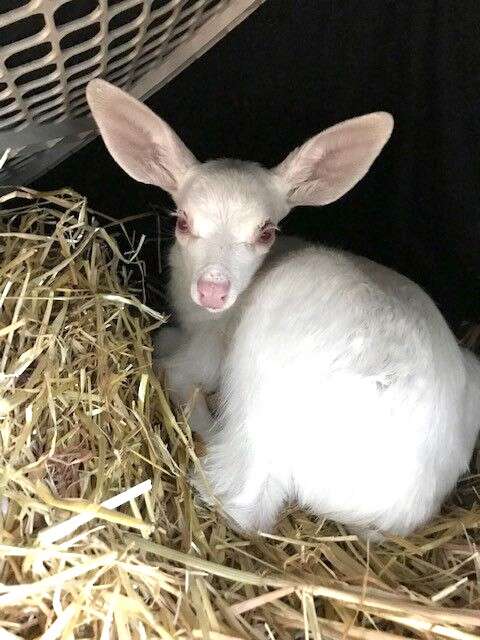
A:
[38,479,152,545]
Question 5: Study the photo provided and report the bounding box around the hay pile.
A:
[0,187,479,640]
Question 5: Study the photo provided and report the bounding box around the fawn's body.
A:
[88,79,480,537]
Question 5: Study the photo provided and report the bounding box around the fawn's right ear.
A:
[86,79,197,196]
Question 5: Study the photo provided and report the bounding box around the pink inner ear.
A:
[149,143,178,192]
[87,79,197,194]
[274,112,393,207]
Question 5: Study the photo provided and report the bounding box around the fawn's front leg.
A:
[153,326,223,437]
[153,326,185,359]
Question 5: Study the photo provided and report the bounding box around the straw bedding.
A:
[0,187,479,640]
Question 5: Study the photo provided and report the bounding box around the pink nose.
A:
[197,279,230,309]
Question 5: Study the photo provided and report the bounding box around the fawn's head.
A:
[87,79,393,313]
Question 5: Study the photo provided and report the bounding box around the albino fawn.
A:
[87,79,480,538]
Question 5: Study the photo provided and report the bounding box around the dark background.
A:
[33,0,480,332]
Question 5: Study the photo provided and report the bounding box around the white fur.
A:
[87,79,480,538]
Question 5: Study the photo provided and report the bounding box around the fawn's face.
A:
[87,79,393,314]
[172,160,288,311]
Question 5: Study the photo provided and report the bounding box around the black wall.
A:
[33,0,480,331]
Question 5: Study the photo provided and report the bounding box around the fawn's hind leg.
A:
[193,433,285,533]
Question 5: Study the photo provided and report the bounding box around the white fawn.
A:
[87,79,480,538]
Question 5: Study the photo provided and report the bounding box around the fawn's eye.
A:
[176,213,190,234]
[256,221,276,245]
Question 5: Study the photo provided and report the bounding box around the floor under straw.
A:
[0,188,478,640]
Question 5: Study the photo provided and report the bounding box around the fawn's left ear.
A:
[87,79,198,195]
[272,112,393,210]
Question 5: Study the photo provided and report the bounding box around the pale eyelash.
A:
[256,217,280,230]
[174,210,201,239]
[233,224,281,247]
